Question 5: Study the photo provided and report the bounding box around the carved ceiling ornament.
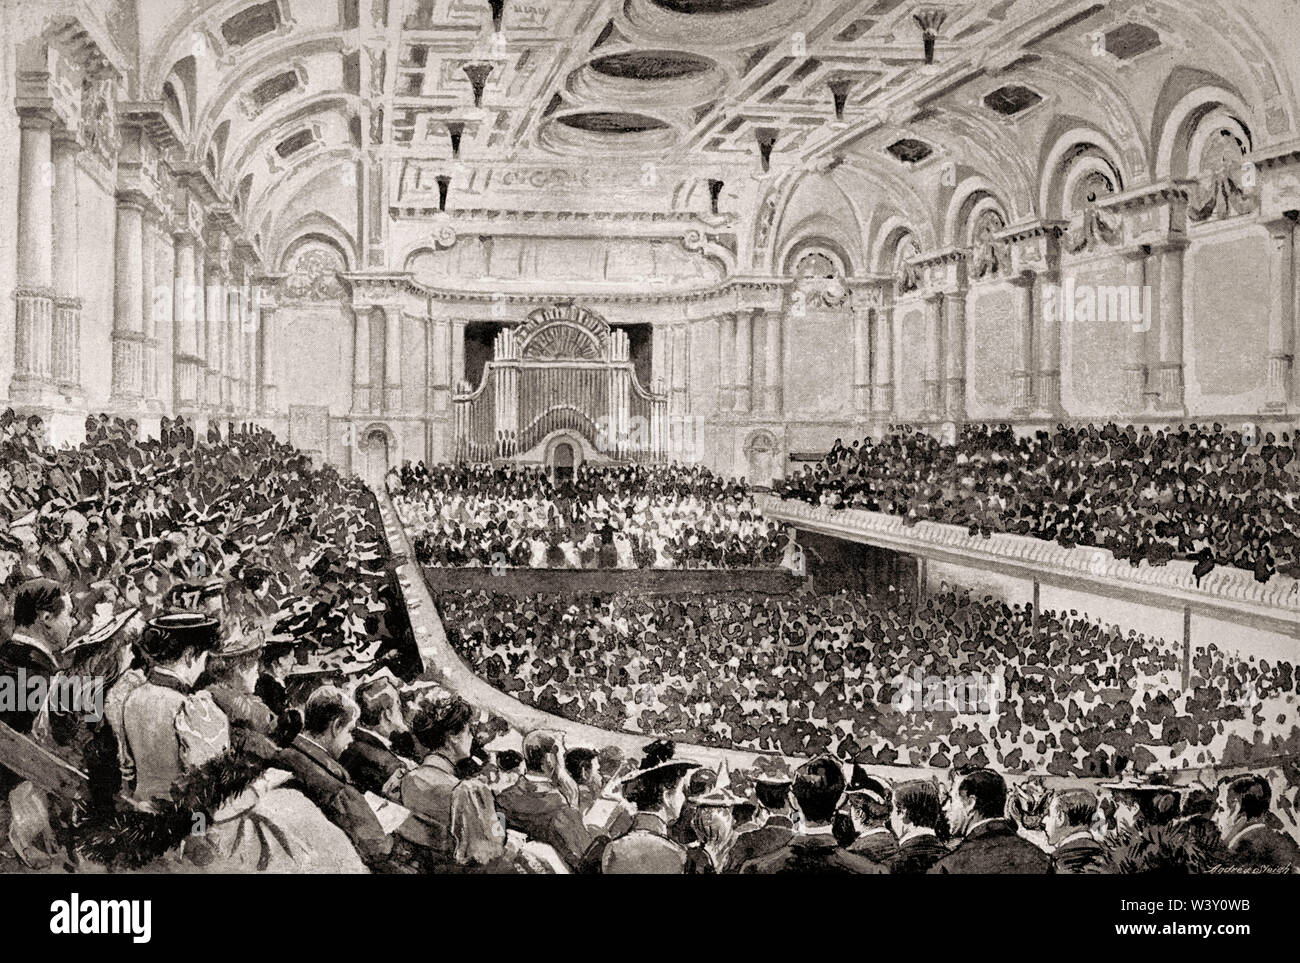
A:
[283,243,346,301]
[793,249,849,308]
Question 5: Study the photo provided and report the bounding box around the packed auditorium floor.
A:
[3,413,1295,874]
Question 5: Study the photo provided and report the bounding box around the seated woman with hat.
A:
[119,612,369,873]
[198,632,278,738]
[601,740,700,874]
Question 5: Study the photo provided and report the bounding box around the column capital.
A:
[1265,212,1300,239]
[50,126,83,153]
[16,105,58,130]
[115,189,150,213]
[1150,236,1190,256]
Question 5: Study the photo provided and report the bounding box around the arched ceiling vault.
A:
[121,0,1300,275]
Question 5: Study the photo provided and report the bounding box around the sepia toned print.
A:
[0,0,1297,879]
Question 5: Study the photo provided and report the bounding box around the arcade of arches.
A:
[2,0,1300,484]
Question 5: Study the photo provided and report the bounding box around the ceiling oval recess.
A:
[557,111,671,134]
[588,50,713,81]
[651,0,779,12]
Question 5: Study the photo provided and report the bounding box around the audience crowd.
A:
[438,586,1300,779]
[778,423,1300,582]
[1,411,1293,874]
[394,462,789,570]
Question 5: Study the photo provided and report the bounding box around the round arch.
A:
[1154,85,1258,180]
[1038,129,1130,219]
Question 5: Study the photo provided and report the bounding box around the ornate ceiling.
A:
[92,0,1297,275]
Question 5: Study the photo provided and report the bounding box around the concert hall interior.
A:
[1,0,1300,876]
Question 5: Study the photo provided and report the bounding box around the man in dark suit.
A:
[929,768,1050,874]
[1046,788,1106,874]
[1216,774,1298,871]
[741,757,887,874]
[0,579,74,733]
[340,677,412,798]
[887,779,950,874]
[0,579,76,795]
[496,729,602,872]
[274,685,394,870]
[844,767,898,862]
[722,771,796,872]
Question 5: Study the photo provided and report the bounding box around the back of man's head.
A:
[304,686,359,738]
[522,729,560,773]
[1054,788,1098,828]
[792,757,846,825]
[354,678,400,728]
[1222,774,1271,820]
[755,779,791,812]
[957,768,1007,822]
[564,747,598,784]
[12,578,65,630]
[894,780,942,830]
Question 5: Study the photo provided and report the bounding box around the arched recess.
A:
[743,429,782,487]
[779,232,856,280]
[1038,129,1127,221]
[540,430,593,475]
[357,421,398,488]
[942,177,1010,250]
[766,170,866,277]
[869,215,919,280]
[1154,82,1258,181]
[272,214,357,276]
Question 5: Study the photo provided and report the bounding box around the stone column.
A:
[651,324,669,390]
[764,308,782,413]
[141,215,160,409]
[151,227,175,409]
[172,233,201,411]
[1121,249,1148,413]
[11,111,56,401]
[257,292,279,416]
[431,317,450,394]
[921,291,944,420]
[353,307,371,411]
[51,131,82,396]
[945,289,967,422]
[1010,273,1037,415]
[1265,218,1297,411]
[733,308,752,412]
[111,195,147,403]
[205,263,226,412]
[1037,270,1062,418]
[1156,240,1186,413]
[222,286,236,413]
[671,323,691,458]
[194,251,208,408]
[385,307,402,412]
[873,302,894,418]
[852,298,871,417]
[716,313,734,412]
[451,319,466,391]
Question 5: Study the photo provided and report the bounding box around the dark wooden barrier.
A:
[420,566,804,597]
